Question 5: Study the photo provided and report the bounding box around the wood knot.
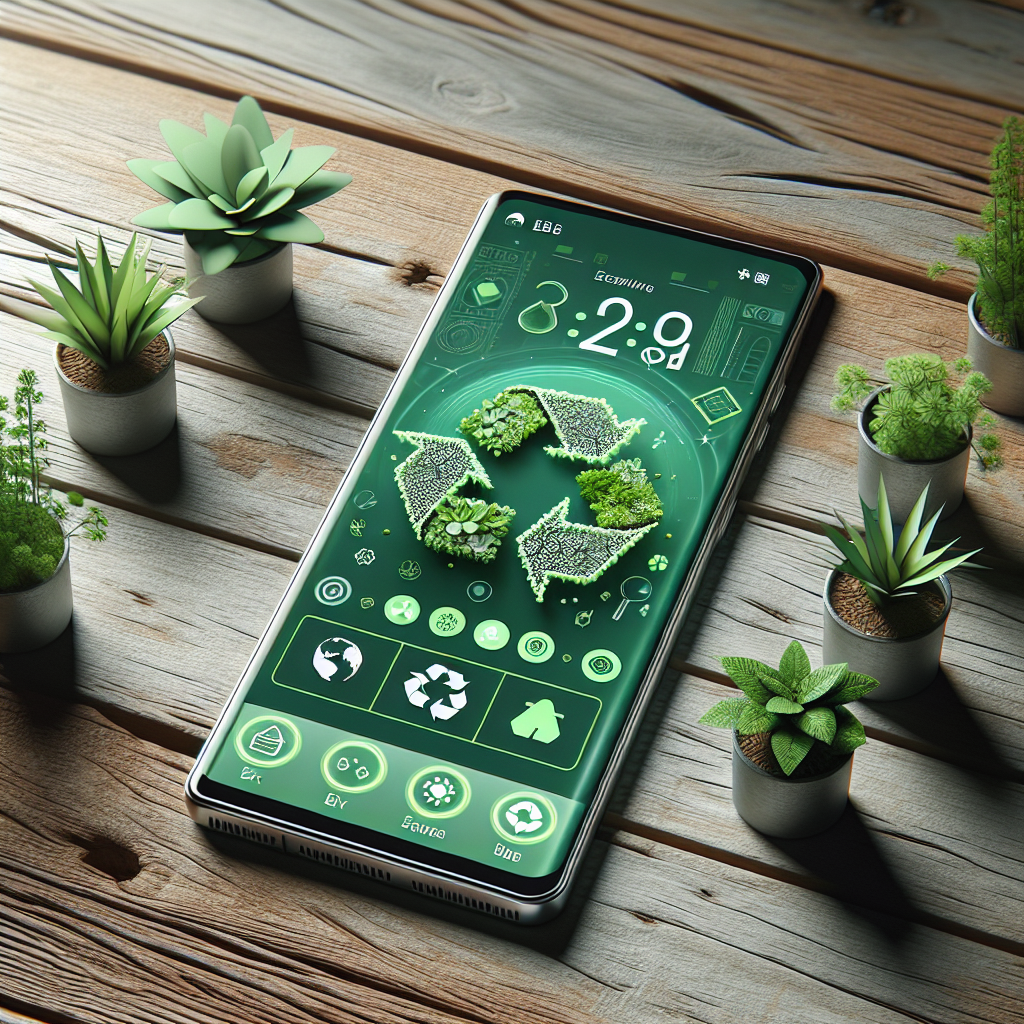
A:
[863,0,915,25]
[398,261,442,290]
[69,834,142,882]
[125,590,154,607]
[434,77,513,114]
[630,911,656,924]
[699,888,715,900]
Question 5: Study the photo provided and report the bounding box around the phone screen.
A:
[197,193,817,885]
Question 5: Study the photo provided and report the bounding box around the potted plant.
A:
[0,232,198,456]
[127,95,352,324]
[930,117,1023,416]
[1,370,107,653]
[832,353,1001,524]
[699,641,879,838]
[821,478,982,701]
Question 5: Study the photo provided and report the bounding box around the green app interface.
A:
[206,197,813,879]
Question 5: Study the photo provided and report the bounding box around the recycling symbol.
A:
[404,663,469,721]
[505,800,544,835]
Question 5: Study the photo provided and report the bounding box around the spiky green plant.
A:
[128,95,352,275]
[700,640,879,776]
[423,497,515,563]
[1,370,106,592]
[1,233,198,370]
[576,457,663,529]
[824,478,982,608]
[832,354,1002,468]
[460,390,548,456]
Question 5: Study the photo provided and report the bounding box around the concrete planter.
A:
[0,534,72,653]
[55,329,177,457]
[731,731,851,838]
[184,240,292,324]
[858,387,970,524]
[822,567,951,701]
[967,293,1024,417]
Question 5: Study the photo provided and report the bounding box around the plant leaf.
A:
[900,550,984,589]
[40,330,107,369]
[823,671,880,705]
[779,640,811,686]
[126,158,193,202]
[241,185,296,222]
[132,202,178,231]
[168,198,236,231]
[765,695,804,714]
[159,118,208,166]
[260,128,295,183]
[798,662,847,703]
[235,165,268,207]
[185,231,249,275]
[831,705,867,754]
[771,728,815,776]
[824,523,878,590]
[0,294,75,333]
[46,264,110,345]
[895,484,929,565]
[736,703,778,735]
[283,168,352,210]
[255,211,324,243]
[180,140,232,201]
[719,657,774,703]
[699,698,748,729]
[130,298,200,358]
[153,159,205,199]
[272,145,334,189]
[231,95,274,151]
[797,706,836,744]
[221,124,263,198]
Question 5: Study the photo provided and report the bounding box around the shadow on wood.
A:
[207,297,313,384]
[93,421,183,504]
[0,619,78,726]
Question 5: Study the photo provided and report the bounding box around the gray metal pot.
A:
[54,329,177,457]
[967,293,1024,417]
[858,387,970,524]
[822,567,951,701]
[731,731,851,838]
[184,240,292,324]
[0,534,72,653]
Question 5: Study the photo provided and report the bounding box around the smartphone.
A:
[186,191,821,923]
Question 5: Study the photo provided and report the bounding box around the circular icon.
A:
[648,554,669,571]
[491,791,557,845]
[399,560,422,580]
[384,594,420,625]
[505,212,525,227]
[428,606,466,637]
[406,765,471,819]
[235,715,302,768]
[473,619,510,651]
[314,576,351,607]
[517,630,555,664]
[321,741,387,793]
[313,636,363,682]
[353,489,377,509]
[582,648,622,683]
[467,580,492,603]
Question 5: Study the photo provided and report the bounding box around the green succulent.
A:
[832,353,1002,468]
[460,390,548,455]
[824,478,983,607]
[576,457,663,529]
[700,640,879,776]
[128,95,351,275]
[424,497,515,563]
[1,233,197,371]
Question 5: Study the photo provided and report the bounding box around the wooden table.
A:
[2,3,1023,1021]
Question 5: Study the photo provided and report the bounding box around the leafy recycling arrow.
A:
[404,663,469,721]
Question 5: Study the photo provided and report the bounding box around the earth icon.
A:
[312,637,363,682]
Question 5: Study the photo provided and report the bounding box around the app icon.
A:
[517,630,555,664]
[312,636,363,682]
[582,649,622,683]
[235,715,302,767]
[314,576,351,607]
[613,576,652,620]
[473,619,510,651]
[321,740,387,793]
[428,606,466,636]
[491,791,557,844]
[467,580,492,603]
[407,765,472,818]
[510,699,563,743]
[384,594,420,625]
[398,560,422,580]
[404,663,470,722]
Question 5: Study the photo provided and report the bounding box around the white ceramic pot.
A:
[55,329,177,457]
[731,732,851,838]
[967,293,1024,417]
[822,567,951,701]
[0,534,72,653]
[184,240,293,324]
[857,387,970,524]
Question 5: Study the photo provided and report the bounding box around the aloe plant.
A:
[824,478,983,607]
[128,95,352,275]
[700,641,878,776]
[2,233,198,370]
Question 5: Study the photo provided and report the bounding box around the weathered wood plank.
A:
[1,3,1018,291]
[2,689,1022,1024]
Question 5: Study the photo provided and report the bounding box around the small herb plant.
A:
[824,478,982,609]
[4,233,198,370]
[423,497,515,563]
[700,641,879,776]
[576,458,663,529]
[930,117,1023,349]
[129,95,352,275]
[1,371,107,591]
[832,353,1002,467]
[460,390,548,456]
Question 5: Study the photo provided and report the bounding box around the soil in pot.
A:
[738,732,847,779]
[828,571,945,639]
[58,334,170,394]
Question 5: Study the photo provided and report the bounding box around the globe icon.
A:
[312,636,363,682]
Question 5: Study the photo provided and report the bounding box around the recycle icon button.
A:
[490,791,558,845]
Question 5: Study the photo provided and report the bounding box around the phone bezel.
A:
[186,188,823,914]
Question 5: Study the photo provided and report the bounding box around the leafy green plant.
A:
[423,497,515,563]
[128,95,352,275]
[1,233,198,370]
[700,641,879,776]
[460,391,548,456]
[824,477,982,608]
[832,353,1002,467]
[1,370,107,592]
[576,458,663,529]
[930,117,1023,349]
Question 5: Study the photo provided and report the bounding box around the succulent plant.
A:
[128,95,352,274]
[576,457,663,529]
[700,640,879,776]
[460,390,548,456]
[424,497,515,563]
[824,478,983,607]
[1,233,197,370]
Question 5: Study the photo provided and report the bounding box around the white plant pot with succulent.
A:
[700,641,879,838]
[0,233,199,457]
[128,96,352,324]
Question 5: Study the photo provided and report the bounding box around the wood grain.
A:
[2,3,1019,291]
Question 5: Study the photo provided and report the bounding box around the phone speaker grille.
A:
[295,844,392,881]
[207,817,279,847]
[410,879,520,921]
